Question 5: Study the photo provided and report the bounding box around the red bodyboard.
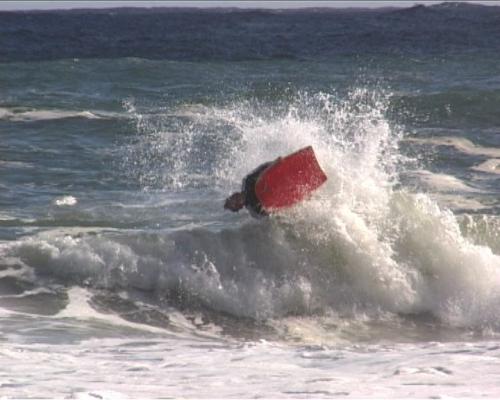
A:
[255,146,327,212]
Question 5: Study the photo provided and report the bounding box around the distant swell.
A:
[1,3,500,62]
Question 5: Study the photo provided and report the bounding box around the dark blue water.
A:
[1,3,500,62]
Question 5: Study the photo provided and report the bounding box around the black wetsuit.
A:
[241,162,272,218]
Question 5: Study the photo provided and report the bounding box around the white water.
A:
[3,333,500,398]
[2,289,500,398]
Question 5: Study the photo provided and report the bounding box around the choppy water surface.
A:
[1,3,500,398]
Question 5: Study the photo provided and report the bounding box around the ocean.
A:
[1,2,500,398]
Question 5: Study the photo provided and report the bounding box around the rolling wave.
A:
[1,87,500,341]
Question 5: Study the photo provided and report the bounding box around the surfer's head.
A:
[224,192,245,212]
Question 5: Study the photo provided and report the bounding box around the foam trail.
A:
[406,136,500,158]
[0,107,124,122]
[472,159,500,175]
[408,170,482,193]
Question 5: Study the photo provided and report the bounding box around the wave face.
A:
[1,3,500,62]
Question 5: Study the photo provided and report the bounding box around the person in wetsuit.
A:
[224,161,274,218]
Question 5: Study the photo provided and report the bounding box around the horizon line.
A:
[1,1,499,11]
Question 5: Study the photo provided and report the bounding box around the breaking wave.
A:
[2,87,500,342]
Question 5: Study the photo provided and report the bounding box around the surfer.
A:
[224,146,327,218]
[224,161,275,218]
